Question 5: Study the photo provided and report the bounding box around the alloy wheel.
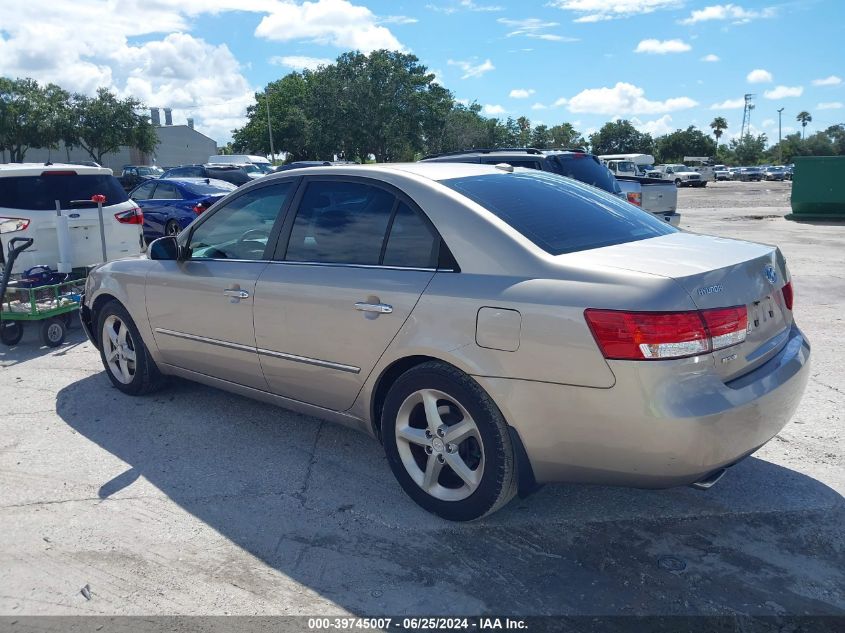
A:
[394,388,485,502]
[102,314,137,384]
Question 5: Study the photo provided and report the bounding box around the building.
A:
[3,109,218,173]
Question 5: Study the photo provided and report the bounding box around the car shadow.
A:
[55,372,845,616]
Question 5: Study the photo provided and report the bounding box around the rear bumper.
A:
[476,324,811,488]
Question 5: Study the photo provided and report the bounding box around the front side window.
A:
[131,181,156,201]
[442,171,676,256]
[188,183,292,260]
[284,181,396,265]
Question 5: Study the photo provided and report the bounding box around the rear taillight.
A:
[114,207,144,225]
[781,281,793,310]
[626,192,642,207]
[0,217,31,233]
[585,306,748,361]
[192,203,207,215]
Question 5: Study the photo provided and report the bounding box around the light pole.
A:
[777,107,785,164]
[265,88,275,161]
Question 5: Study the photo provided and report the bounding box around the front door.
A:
[254,179,441,411]
[145,181,295,389]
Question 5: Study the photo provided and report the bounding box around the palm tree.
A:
[710,117,728,149]
[796,111,812,139]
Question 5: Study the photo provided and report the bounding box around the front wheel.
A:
[674,178,682,187]
[382,361,517,521]
[97,300,164,395]
[40,318,66,347]
[165,220,181,237]
[0,321,23,346]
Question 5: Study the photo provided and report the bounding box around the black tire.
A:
[381,361,517,521]
[96,299,164,395]
[0,321,23,346]
[674,178,682,187]
[62,312,75,329]
[165,220,181,237]
[39,317,66,347]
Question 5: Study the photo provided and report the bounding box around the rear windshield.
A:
[0,174,129,210]
[549,154,620,193]
[442,171,676,256]
[182,181,237,196]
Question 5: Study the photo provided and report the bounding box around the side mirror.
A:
[148,236,182,261]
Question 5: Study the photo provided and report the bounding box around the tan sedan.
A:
[81,163,810,520]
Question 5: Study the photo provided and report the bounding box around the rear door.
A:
[253,178,440,411]
[143,181,182,237]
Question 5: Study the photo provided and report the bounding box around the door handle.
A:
[223,288,250,299]
[354,302,393,314]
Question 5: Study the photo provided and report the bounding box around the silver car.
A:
[81,163,810,521]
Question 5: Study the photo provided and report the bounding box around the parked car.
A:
[0,163,143,274]
[713,165,731,181]
[207,154,272,171]
[764,166,787,181]
[738,167,764,182]
[421,148,679,224]
[161,164,251,187]
[80,163,809,521]
[118,165,164,192]
[653,164,706,187]
[128,177,237,241]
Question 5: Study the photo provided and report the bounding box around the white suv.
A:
[0,164,143,273]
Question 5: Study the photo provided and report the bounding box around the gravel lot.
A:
[0,179,843,618]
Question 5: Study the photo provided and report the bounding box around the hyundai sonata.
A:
[81,163,810,521]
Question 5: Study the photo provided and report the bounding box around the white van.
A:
[208,154,271,169]
[0,164,143,273]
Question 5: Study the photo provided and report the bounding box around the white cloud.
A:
[761,118,775,127]
[509,88,535,99]
[812,75,842,87]
[483,104,506,115]
[679,4,777,25]
[818,102,843,110]
[255,0,404,52]
[567,82,697,115]
[634,39,691,54]
[531,102,548,110]
[553,97,569,107]
[269,55,333,71]
[497,18,578,41]
[631,114,674,136]
[701,53,720,62]
[709,98,745,109]
[447,58,495,79]
[764,85,803,99]
[548,0,682,23]
[379,15,418,24]
[426,0,503,13]
[746,69,773,84]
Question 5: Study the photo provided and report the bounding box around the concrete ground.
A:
[0,180,842,617]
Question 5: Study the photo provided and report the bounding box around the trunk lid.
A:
[569,232,793,380]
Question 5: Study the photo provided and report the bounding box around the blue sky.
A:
[1,0,843,144]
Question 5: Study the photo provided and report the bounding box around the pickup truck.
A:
[614,176,680,226]
[653,164,706,187]
[117,165,164,192]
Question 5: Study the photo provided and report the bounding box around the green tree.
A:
[824,124,845,155]
[0,77,71,162]
[531,124,552,149]
[588,120,654,156]
[71,88,157,164]
[796,111,812,139]
[730,133,768,164]
[710,116,728,147]
[515,116,532,146]
[547,122,584,148]
[655,126,716,163]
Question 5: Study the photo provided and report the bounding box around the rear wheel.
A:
[382,361,517,521]
[39,318,66,347]
[0,321,23,346]
[165,220,181,237]
[97,300,164,395]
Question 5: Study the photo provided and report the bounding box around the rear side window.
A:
[442,171,676,256]
[550,155,619,193]
[383,202,438,268]
[284,181,395,265]
[152,182,180,199]
[0,174,129,210]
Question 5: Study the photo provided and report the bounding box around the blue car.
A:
[128,177,237,241]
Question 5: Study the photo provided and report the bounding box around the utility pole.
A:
[740,93,755,141]
[265,88,275,161]
[777,107,785,164]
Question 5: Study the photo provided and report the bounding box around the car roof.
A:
[0,163,113,177]
[261,162,524,182]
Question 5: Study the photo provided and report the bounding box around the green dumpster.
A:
[788,155,845,220]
